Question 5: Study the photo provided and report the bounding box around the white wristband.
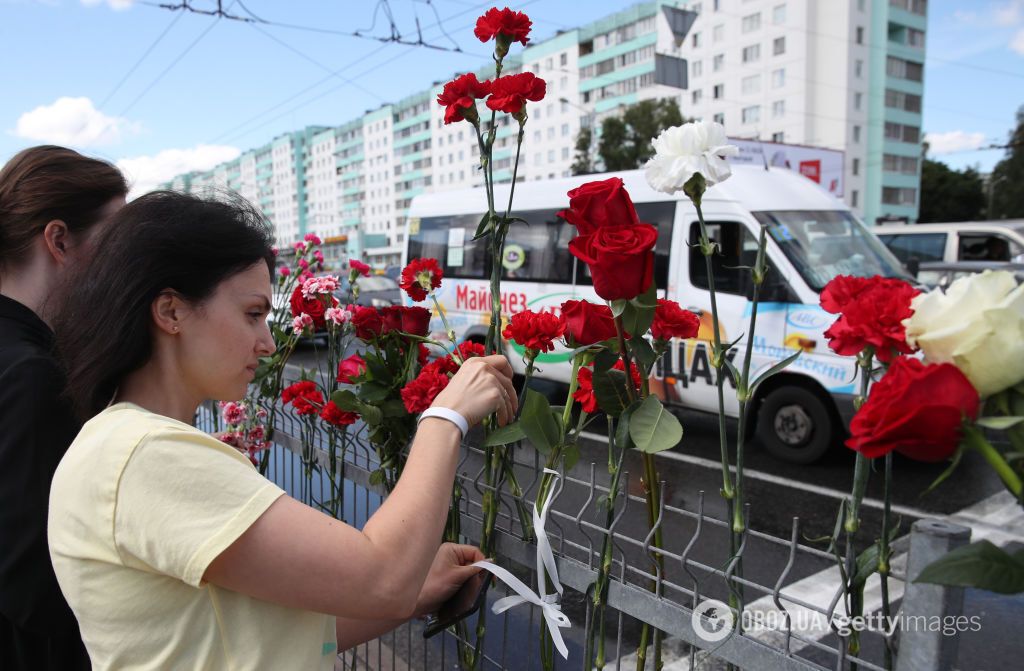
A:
[417,407,469,439]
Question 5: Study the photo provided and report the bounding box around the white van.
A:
[404,166,910,463]
[875,221,1024,266]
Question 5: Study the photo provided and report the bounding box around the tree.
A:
[988,105,1024,220]
[918,158,985,223]
[570,98,686,175]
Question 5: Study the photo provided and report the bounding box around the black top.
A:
[0,293,89,669]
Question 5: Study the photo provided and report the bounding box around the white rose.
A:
[644,120,739,194]
[904,270,1024,397]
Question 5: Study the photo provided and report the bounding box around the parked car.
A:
[914,261,1024,290]
[875,221,1024,273]
[337,274,402,308]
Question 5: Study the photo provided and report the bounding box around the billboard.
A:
[728,139,845,197]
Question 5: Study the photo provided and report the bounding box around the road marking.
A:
[576,430,936,520]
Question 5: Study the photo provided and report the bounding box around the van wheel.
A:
[757,386,835,464]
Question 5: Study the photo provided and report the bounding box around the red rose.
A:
[569,224,658,301]
[560,300,619,346]
[290,285,337,330]
[573,366,598,414]
[558,178,641,236]
[474,7,532,45]
[821,275,920,363]
[400,257,443,302]
[400,369,451,414]
[401,306,432,337]
[351,305,384,341]
[379,306,403,335]
[847,357,979,461]
[320,401,359,427]
[485,72,546,116]
[651,299,701,342]
[437,73,492,125]
[350,260,371,277]
[337,353,367,384]
[502,310,566,354]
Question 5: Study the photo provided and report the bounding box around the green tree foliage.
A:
[918,158,985,223]
[988,105,1024,220]
[570,98,686,175]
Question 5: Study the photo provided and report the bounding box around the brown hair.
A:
[0,145,128,271]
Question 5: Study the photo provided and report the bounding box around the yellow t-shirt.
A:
[48,402,337,670]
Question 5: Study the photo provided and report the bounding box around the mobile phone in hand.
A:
[422,572,493,638]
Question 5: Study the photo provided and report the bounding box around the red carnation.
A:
[400,257,444,302]
[502,309,566,355]
[401,369,451,414]
[418,343,430,368]
[437,73,492,125]
[846,357,979,461]
[486,72,546,116]
[573,366,599,414]
[474,7,532,46]
[337,353,367,384]
[320,401,359,427]
[560,300,619,346]
[281,380,323,416]
[651,300,701,342]
[289,285,338,330]
[821,275,920,362]
[350,259,371,277]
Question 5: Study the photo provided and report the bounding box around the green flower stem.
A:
[879,451,894,671]
[965,423,1023,498]
[430,294,464,365]
[694,199,734,501]
[843,350,874,660]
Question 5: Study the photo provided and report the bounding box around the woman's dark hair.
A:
[0,145,127,272]
[54,191,276,420]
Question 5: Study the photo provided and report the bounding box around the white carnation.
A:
[644,120,739,194]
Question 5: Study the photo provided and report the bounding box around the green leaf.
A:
[629,395,683,454]
[563,442,581,470]
[360,403,383,426]
[749,350,802,399]
[331,389,361,412]
[359,382,392,403]
[593,369,630,418]
[723,357,744,398]
[915,540,1024,595]
[271,323,288,342]
[594,349,619,375]
[850,542,880,590]
[629,337,658,375]
[609,299,628,318]
[921,445,964,498]
[615,400,643,450]
[381,398,408,418]
[976,416,1024,430]
[484,421,526,447]
[473,212,493,240]
[519,389,560,454]
[621,283,657,337]
[369,469,385,486]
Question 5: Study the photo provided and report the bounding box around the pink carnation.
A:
[301,275,340,299]
[279,266,291,277]
[350,260,371,277]
[325,307,350,326]
[294,242,307,254]
[304,233,322,245]
[298,258,309,271]
[292,313,314,332]
[220,401,247,426]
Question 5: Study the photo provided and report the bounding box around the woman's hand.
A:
[413,543,487,618]
[431,354,517,426]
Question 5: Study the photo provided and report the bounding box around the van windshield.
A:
[752,210,911,291]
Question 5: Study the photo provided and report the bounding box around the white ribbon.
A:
[471,468,571,659]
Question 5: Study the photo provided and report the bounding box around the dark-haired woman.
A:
[47,191,516,669]
[0,145,126,670]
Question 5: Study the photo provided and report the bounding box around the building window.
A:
[771,131,784,142]
[742,44,761,62]
[851,190,859,208]
[742,105,760,123]
[560,52,568,66]
[773,36,785,55]
[852,158,860,175]
[772,99,785,117]
[882,187,917,205]
[908,28,926,48]
[742,74,761,94]
[692,60,703,77]
[856,26,864,44]
[773,4,786,24]
[886,56,924,81]
[855,59,864,78]
[853,125,861,143]
[561,123,569,137]
[693,32,701,47]
[884,154,919,174]
[741,12,761,32]
[693,89,703,104]
[891,0,927,15]
[885,121,921,143]
[713,112,725,124]
[713,83,724,99]
[713,53,725,71]
[713,24,725,42]
[562,147,570,160]
[772,68,785,88]
[854,92,863,110]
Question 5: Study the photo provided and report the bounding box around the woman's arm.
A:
[203,356,515,621]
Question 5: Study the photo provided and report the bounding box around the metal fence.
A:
[195,396,969,671]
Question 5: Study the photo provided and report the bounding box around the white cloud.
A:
[116,145,241,199]
[80,0,134,10]
[995,0,1024,26]
[14,96,139,147]
[1012,28,1024,54]
[925,131,987,155]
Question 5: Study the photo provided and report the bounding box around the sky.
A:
[2,0,1022,197]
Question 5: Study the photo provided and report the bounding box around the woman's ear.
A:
[42,220,70,266]
[151,291,190,336]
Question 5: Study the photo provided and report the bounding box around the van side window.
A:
[876,232,946,263]
[958,234,1018,262]
[689,221,758,296]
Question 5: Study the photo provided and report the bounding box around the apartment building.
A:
[164,0,927,266]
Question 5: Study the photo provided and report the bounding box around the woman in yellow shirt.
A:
[48,191,517,670]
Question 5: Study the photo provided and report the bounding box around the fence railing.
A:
[195,397,969,671]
